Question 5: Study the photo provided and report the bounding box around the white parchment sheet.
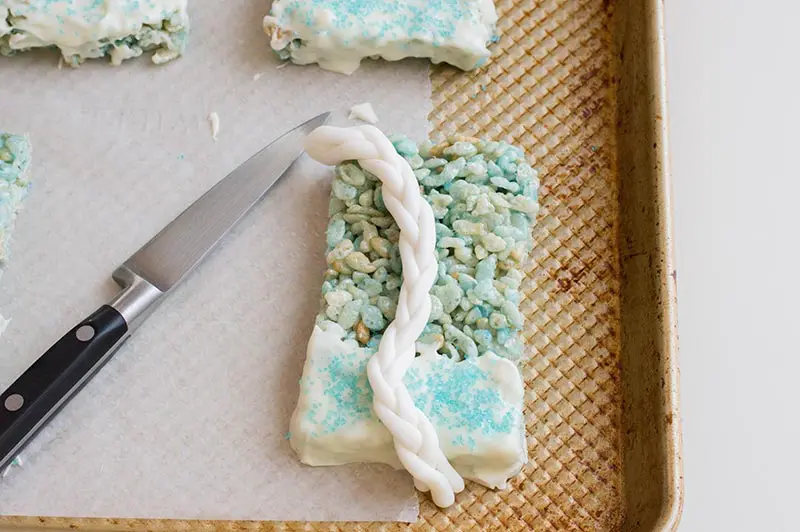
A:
[0,0,432,521]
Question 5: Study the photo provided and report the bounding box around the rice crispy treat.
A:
[1,0,189,66]
[291,125,539,502]
[263,0,498,74]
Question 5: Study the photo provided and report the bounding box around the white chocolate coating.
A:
[291,321,528,490]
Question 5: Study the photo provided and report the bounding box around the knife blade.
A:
[0,112,330,472]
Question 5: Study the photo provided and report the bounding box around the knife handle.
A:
[0,306,128,471]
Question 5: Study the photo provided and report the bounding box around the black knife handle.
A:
[0,305,128,470]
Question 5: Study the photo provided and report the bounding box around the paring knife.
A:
[0,112,331,472]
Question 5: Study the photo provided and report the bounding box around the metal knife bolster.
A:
[109,266,164,332]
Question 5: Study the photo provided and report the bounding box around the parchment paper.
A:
[0,0,432,521]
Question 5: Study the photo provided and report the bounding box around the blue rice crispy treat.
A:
[0,132,32,264]
[290,134,540,489]
[1,0,189,66]
[263,0,498,74]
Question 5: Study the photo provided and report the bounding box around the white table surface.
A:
[665,1,800,530]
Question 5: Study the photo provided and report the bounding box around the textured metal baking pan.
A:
[0,0,682,529]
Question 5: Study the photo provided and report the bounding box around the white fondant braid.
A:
[305,125,465,508]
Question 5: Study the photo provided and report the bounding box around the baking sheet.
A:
[0,0,684,529]
[0,0,433,522]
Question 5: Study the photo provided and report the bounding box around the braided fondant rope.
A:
[305,125,465,508]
